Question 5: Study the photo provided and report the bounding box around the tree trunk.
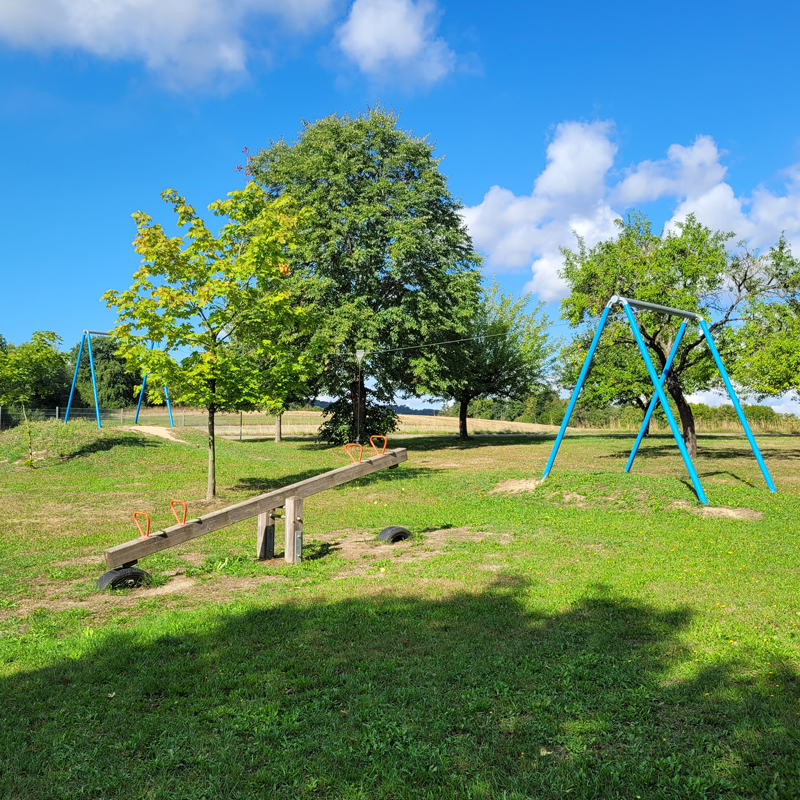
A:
[207,404,216,500]
[458,397,470,439]
[350,376,366,442]
[21,402,34,467]
[275,413,282,443]
[667,382,697,457]
[635,398,651,437]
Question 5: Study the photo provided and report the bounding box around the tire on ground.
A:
[378,526,412,543]
[97,566,151,590]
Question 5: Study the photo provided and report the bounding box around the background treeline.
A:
[0,334,146,413]
[441,391,800,433]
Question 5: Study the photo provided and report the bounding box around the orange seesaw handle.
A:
[170,500,188,525]
[369,435,387,455]
[344,443,363,463]
[134,512,151,538]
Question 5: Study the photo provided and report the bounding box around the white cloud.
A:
[462,120,620,299]
[667,165,800,251]
[770,396,800,415]
[687,390,800,417]
[613,136,727,206]
[336,0,455,86]
[463,123,800,300]
[0,0,338,89]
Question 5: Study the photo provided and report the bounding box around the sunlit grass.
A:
[1,422,798,798]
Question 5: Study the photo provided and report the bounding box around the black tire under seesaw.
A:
[97,566,150,590]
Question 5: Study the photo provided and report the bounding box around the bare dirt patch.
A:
[490,478,543,494]
[309,526,510,577]
[671,500,763,521]
[145,575,197,596]
[2,570,289,623]
[121,426,189,444]
[562,492,588,507]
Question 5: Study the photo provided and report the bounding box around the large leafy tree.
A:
[559,326,661,435]
[249,107,482,443]
[0,331,68,464]
[560,213,797,457]
[733,238,800,399]
[104,184,315,499]
[0,331,69,410]
[416,283,552,438]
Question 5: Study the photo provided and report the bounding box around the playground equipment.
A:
[345,436,388,463]
[64,331,174,429]
[541,295,777,505]
[97,447,408,589]
[133,342,174,427]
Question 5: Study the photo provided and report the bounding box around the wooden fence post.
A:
[285,496,303,564]
[256,509,276,560]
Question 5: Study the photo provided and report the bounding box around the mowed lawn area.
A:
[1,422,799,799]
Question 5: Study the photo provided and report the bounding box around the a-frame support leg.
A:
[621,302,708,504]
[86,333,102,429]
[542,305,612,479]
[698,320,776,492]
[64,334,85,424]
[625,321,687,473]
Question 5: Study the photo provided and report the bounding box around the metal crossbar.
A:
[608,295,703,322]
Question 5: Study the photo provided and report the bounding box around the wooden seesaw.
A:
[97,447,408,590]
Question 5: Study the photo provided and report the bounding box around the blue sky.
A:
[2,0,799,410]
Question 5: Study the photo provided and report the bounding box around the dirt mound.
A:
[490,478,543,494]
[672,500,763,520]
[121,426,188,444]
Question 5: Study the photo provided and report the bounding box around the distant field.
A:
[55,405,797,439]
[62,407,561,437]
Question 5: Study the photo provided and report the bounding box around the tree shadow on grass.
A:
[63,435,160,461]
[229,467,437,496]
[292,435,556,455]
[390,435,557,453]
[1,577,798,799]
[612,435,800,463]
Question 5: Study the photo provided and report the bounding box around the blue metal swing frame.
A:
[64,331,174,429]
[541,295,776,504]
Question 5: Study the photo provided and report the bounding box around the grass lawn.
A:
[1,421,799,799]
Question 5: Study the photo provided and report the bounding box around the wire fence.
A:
[0,406,327,437]
[2,405,796,436]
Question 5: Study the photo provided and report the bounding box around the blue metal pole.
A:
[542,305,612,479]
[64,334,85,423]
[134,374,147,424]
[164,385,175,427]
[86,333,102,429]
[698,320,777,493]
[625,321,687,473]
[134,342,157,425]
[622,303,708,504]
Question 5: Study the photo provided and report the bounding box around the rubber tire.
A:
[97,567,151,591]
[378,526,412,543]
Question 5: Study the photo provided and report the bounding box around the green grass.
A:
[0,421,799,798]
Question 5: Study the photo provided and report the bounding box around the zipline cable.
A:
[362,310,617,358]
